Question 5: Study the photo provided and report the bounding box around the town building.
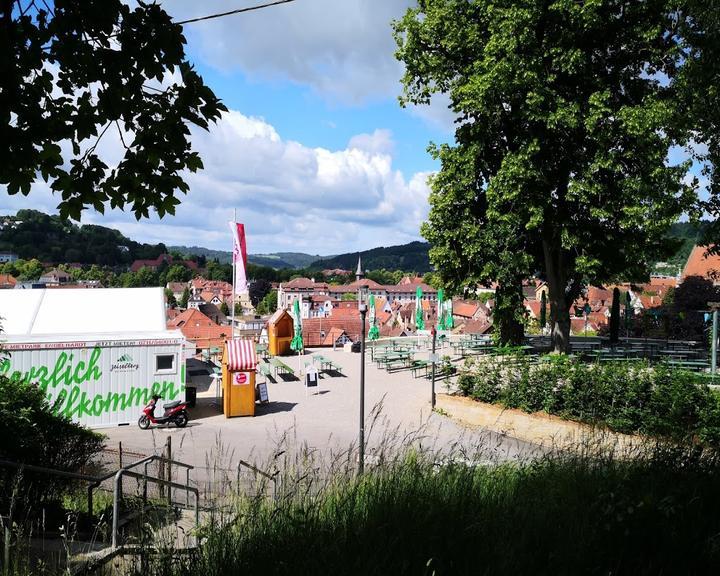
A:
[38,268,71,285]
[167,308,230,356]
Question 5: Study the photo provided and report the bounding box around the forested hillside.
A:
[310,241,432,273]
[0,210,165,266]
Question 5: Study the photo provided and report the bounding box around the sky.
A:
[1,0,455,256]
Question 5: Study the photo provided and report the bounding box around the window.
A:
[155,354,176,373]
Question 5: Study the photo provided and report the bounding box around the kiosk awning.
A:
[226,338,258,371]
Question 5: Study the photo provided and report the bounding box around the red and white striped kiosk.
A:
[222,338,258,417]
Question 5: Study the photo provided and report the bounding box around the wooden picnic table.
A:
[665,359,710,372]
[370,344,392,361]
[376,351,413,371]
[311,354,343,374]
[269,357,294,377]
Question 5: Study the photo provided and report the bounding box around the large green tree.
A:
[395,0,716,351]
[1,0,225,220]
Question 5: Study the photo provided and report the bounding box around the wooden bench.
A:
[269,357,295,377]
[411,360,429,378]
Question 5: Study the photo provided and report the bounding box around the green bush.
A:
[458,356,720,445]
[0,374,105,512]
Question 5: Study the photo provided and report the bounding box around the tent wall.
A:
[1,339,185,428]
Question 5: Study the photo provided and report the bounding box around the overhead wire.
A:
[174,0,296,26]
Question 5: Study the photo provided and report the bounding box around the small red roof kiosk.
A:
[223,338,258,417]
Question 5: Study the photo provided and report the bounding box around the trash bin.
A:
[185,386,197,408]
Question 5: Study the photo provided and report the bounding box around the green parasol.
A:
[437,288,445,330]
[444,298,454,329]
[368,293,380,340]
[415,285,425,331]
[290,299,304,352]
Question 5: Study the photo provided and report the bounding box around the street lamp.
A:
[358,285,368,475]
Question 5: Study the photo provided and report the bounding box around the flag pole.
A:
[231,208,236,340]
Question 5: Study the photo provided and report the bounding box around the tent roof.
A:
[0,287,168,337]
[225,338,258,370]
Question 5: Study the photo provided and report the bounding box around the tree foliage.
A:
[255,290,278,315]
[249,278,272,307]
[1,0,226,220]
[395,0,717,351]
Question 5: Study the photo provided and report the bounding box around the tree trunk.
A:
[543,234,571,354]
[494,280,525,346]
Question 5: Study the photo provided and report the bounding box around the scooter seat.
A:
[163,400,182,410]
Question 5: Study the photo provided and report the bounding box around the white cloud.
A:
[348,129,394,156]
[164,0,414,103]
[0,109,433,254]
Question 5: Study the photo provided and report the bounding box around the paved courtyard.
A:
[101,346,538,481]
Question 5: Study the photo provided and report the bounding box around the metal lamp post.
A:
[358,286,368,475]
[431,326,437,409]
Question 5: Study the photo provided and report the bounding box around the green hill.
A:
[0,209,166,266]
[310,241,432,273]
[171,246,322,269]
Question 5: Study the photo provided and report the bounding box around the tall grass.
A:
[133,437,720,576]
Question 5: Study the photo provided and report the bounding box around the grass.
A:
[129,437,720,576]
[7,408,720,575]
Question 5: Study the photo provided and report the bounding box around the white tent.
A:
[0,287,187,428]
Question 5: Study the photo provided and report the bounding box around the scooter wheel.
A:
[138,415,150,430]
[175,412,188,428]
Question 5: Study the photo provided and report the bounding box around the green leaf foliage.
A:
[395,0,717,352]
[458,355,720,444]
[1,0,226,219]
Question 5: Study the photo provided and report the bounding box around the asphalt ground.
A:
[101,346,540,483]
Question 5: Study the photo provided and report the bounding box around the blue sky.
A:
[2,0,453,255]
[195,65,448,178]
[2,0,707,256]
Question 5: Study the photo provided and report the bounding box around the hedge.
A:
[457,355,720,445]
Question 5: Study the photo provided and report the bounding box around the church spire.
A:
[355,254,363,281]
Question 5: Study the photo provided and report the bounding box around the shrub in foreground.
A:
[0,374,105,514]
[143,446,720,576]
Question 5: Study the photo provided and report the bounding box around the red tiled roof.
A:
[166,308,183,321]
[453,301,480,318]
[385,283,437,293]
[167,308,229,349]
[347,278,384,290]
[587,287,612,304]
[649,277,677,288]
[197,290,211,302]
[302,317,365,346]
[191,277,232,291]
[282,277,313,288]
[525,300,542,319]
[454,319,492,335]
[398,276,424,285]
[682,245,720,280]
[330,307,361,319]
[0,274,17,287]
